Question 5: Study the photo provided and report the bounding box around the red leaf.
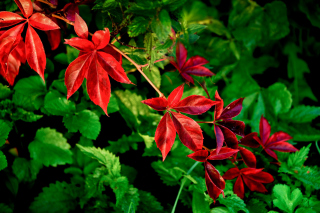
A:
[239,147,256,168]
[259,115,271,145]
[268,131,292,144]
[65,53,93,99]
[223,167,240,180]
[97,51,131,84]
[239,132,259,148]
[242,175,267,193]
[234,176,244,199]
[141,98,168,111]
[214,125,224,154]
[219,125,238,149]
[267,142,298,152]
[218,98,244,120]
[205,162,225,202]
[14,0,33,18]
[155,112,176,161]
[171,111,203,152]
[92,29,110,49]
[49,0,58,6]
[45,17,60,50]
[167,84,184,107]
[74,13,88,39]
[184,66,214,77]
[217,120,245,136]
[187,150,208,162]
[0,36,16,63]
[183,55,209,69]
[101,45,122,64]
[245,171,274,183]
[0,12,25,29]
[64,38,95,52]
[25,25,46,82]
[63,3,79,22]
[87,56,111,115]
[214,91,224,119]
[207,147,239,160]
[176,42,187,69]
[173,95,218,115]
[11,38,26,63]
[29,13,60,31]
[4,54,20,85]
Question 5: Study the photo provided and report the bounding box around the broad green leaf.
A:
[278,123,320,141]
[50,80,67,95]
[142,66,161,89]
[63,110,101,140]
[207,19,229,36]
[0,83,12,99]
[0,119,11,146]
[151,161,183,186]
[110,176,129,206]
[13,76,46,111]
[11,108,43,122]
[67,46,80,64]
[272,184,303,213]
[246,199,268,213]
[280,105,320,123]
[44,91,76,116]
[265,83,292,115]
[218,191,249,213]
[12,158,43,182]
[30,181,78,213]
[119,186,140,213]
[287,144,311,168]
[122,164,137,184]
[144,33,157,67]
[137,190,163,213]
[54,53,68,64]
[76,144,121,178]
[165,0,187,11]
[0,151,7,171]
[106,132,141,154]
[192,190,210,213]
[28,128,73,167]
[151,10,172,41]
[210,207,230,213]
[3,0,18,11]
[128,16,149,37]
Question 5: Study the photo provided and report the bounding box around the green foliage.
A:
[137,190,164,213]
[0,83,12,99]
[0,151,7,171]
[218,191,249,213]
[272,184,303,213]
[128,16,149,37]
[12,158,43,182]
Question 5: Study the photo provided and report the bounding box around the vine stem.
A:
[196,121,213,124]
[108,44,165,98]
[37,0,56,8]
[316,141,320,154]
[171,161,200,213]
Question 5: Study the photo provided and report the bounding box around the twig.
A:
[36,0,57,8]
[140,58,168,68]
[196,121,213,124]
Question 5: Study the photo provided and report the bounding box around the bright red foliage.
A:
[213,91,245,153]
[64,13,130,115]
[223,167,274,199]
[142,84,218,160]
[254,116,298,160]
[169,42,215,84]
[0,0,60,84]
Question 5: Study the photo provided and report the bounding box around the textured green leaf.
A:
[144,33,157,67]
[192,190,210,213]
[287,144,311,168]
[0,151,7,171]
[30,181,78,213]
[13,76,46,111]
[278,123,320,141]
[63,110,101,140]
[106,132,141,154]
[137,190,163,213]
[44,91,76,116]
[0,119,11,146]
[218,191,249,213]
[0,83,12,99]
[265,83,292,115]
[142,66,161,89]
[11,108,43,122]
[280,105,320,123]
[12,158,43,182]
[151,9,171,41]
[67,45,80,64]
[151,161,183,186]
[273,184,303,213]
[246,199,268,213]
[119,186,140,213]
[111,176,129,206]
[209,207,230,213]
[76,144,121,178]
[128,16,149,37]
[28,128,73,167]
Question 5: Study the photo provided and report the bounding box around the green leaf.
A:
[30,181,78,213]
[0,151,7,171]
[299,0,320,29]
[28,128,73,167]
[272,184,303,213]
[0,83,12,99]
[54,53,68,64]
[110,176,129,206]
[4,0,18,11]
[13,76,46,111]
[106,132,141,154]
[128,16,149,37]
[265,83,292,115]
[207,19,229,36]
[78,5,92,26]
[192,190,210,213]
[137,190,163,213]
[278,123,320,141]
[119,186,140,213]
[67,45,80,64]
[12,158,43,182]
[44,91,76,116]
[63,110,101,140]
[142,66,161,89]
[0,203,13,213]
[209,207,230,213]
[144,33,157,67]
[76,144,121,178]
[151,161,183,186]
[287,144,311,168]
[0,119,11,146]
[218,191,249,213]
[151,10,171,42]
[280,105,320,123]
[11,108,43,122]
[246,199,268,213]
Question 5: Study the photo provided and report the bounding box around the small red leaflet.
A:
[223,167,274,199]
[253,115,298,160]
[213,91,245,153]
[64,13,130,115]
[0,0,60,84]
[169,42,215,84]
[142,84,218,160]
[188,147,239,202]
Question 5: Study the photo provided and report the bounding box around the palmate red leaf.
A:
[141,98,168,111]
[64,38,95,52]
[63,3,79,22]
[101,45,122,64]
[187,150,208,162]
[217,120,245,137]
[92,29,110,49]
[238,147,256,168]
[176,42,187,69]
[239,132,259,148]
[214,91,224,118]
[25,25,46,81]
[205,161,225,202]
[207,147,239,160]
[155,112,176,161]
[14,0,33,18]
[171,111,203,152]
[259,115,271,145]
[167,84,184,107]
[183,55,208,69]
[45,18,61,50]
[173,95,218,115]
[74,13,88,39]
[87,55,111,115]
[214,125,224,153]
[29,13,60,31]
[217,97,244,120]
[0,12,25,28]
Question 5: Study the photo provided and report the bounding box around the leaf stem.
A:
[108,44,165,98]
[171,161,200,213]
[196,121,213,124]
[316,141,320,155]
[37,0,57,8]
